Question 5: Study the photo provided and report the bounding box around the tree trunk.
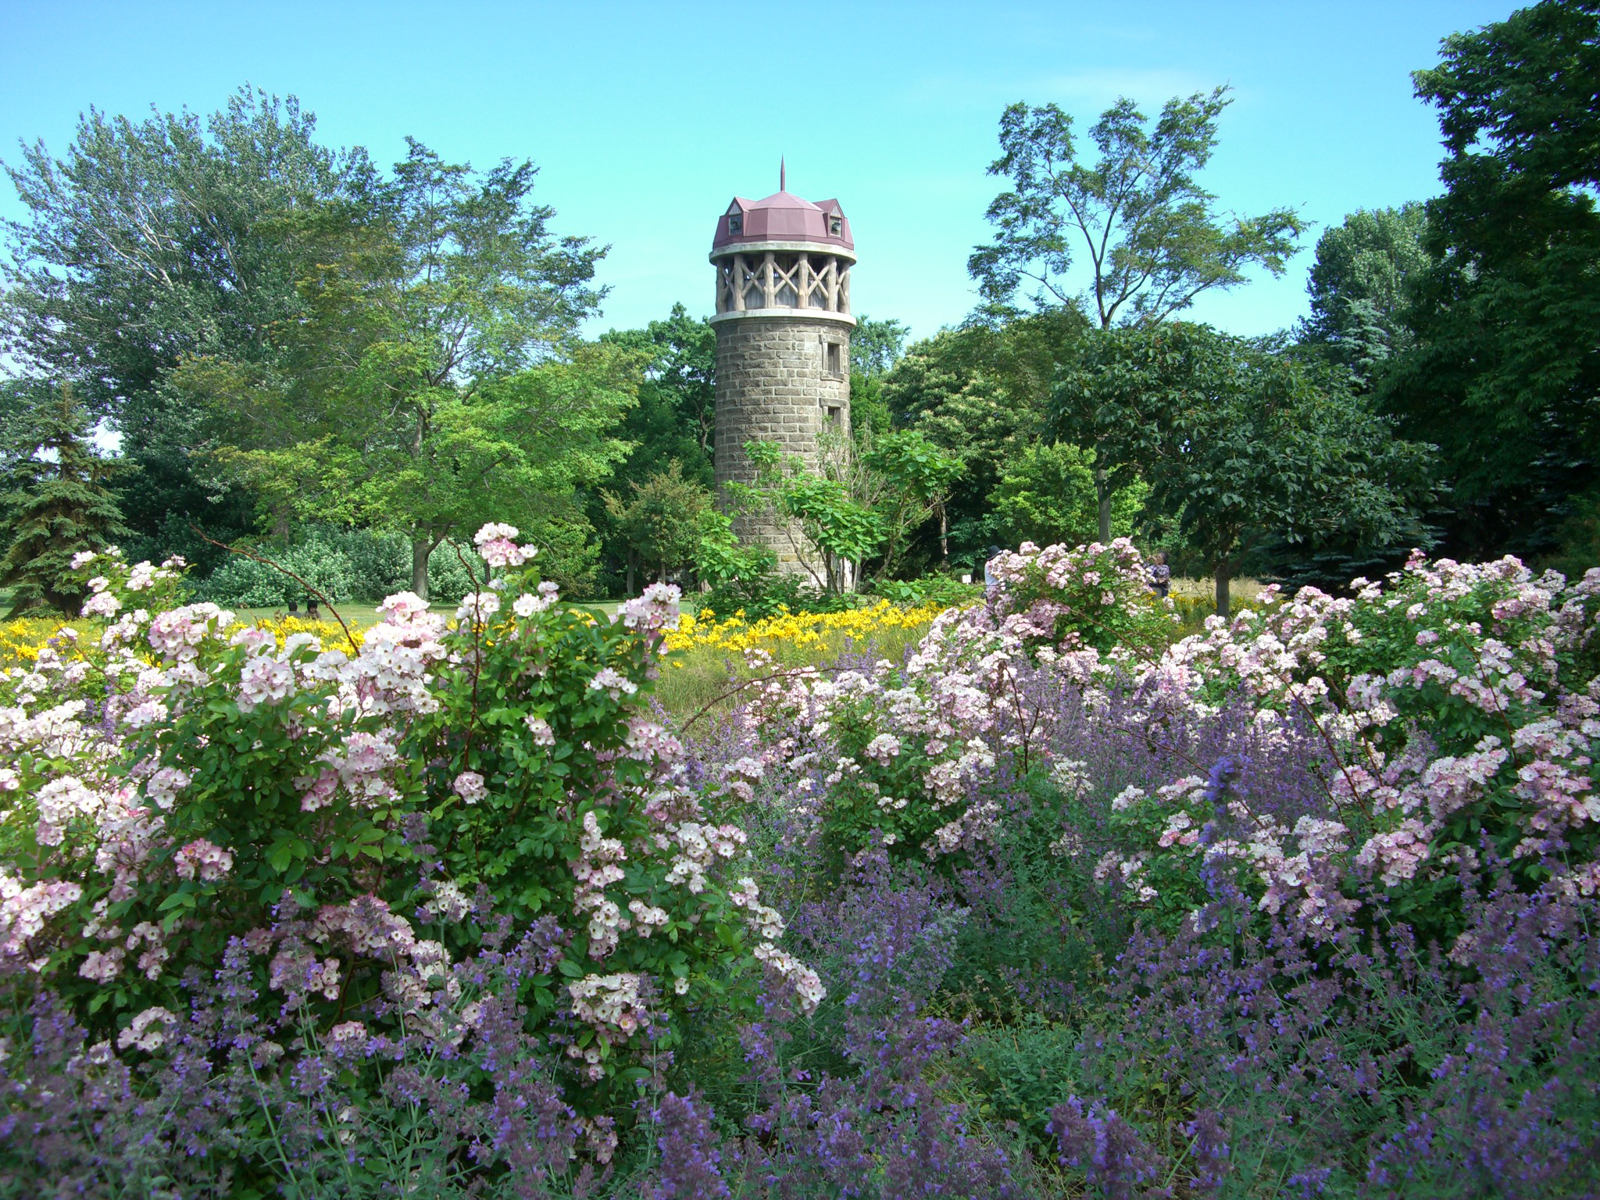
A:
[1215,562,1232,621]
[625,551,636,597]
[1095,467,1112,544]
[938,502,950,566]
[411,537,432,601]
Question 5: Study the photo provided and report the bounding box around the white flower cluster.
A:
[620,582,681,634]
[421,879,474,924]
[172,838,233,882]
[0,874,82,972]
[568,972,648,1080]
[573,811,628,958]
[589,667,638,700]
[752,942,825,1014]
[662,820,747,894]
[116,1006,178,1052]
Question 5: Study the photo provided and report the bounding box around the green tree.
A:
[1299,205,1431,388]
[603,462,712,592]
[1383,0,1600,560]
[1,386,129,615]
[179,139,620,597]
[855,430,962,576]
[968,88,1306,329]
[849,314,910,378]
[969,88,1303,542]
[990,441,1146,550]
[1073,324,1434,615]
[883,309,1090,563]
[0,87,351,566]
[600,303,717,486]
[733,442,885,595]
[594,304,717,587]
[1049,325,1174,545]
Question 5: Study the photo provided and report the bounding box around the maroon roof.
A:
[711,189,854,254]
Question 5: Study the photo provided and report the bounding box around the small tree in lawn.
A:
[991,440,1148,550]
[1,385,129,615]
[603,461,711,593]
[855,429,962,577]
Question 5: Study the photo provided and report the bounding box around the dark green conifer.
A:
[1,386,130,616]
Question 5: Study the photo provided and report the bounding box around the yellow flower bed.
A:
[0,617,80,666]
[0,613,363,669]
[255,615,365,650]
[662,600,948,659]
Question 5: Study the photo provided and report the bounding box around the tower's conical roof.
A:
[712,166,852,253]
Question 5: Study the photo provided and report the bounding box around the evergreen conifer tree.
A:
[1,386,130,615]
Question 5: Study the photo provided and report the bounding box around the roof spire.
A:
[780,156,786,192]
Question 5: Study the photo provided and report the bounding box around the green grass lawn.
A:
[231,601,385,629]
[1170,574,1264,603]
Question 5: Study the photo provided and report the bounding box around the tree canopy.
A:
[1,87,350,566]
[1063,324,1435,614]
[968,88,1306,328]
[1300,204,1431,389]
[173,138,623,596]
[1382,0,1600,560]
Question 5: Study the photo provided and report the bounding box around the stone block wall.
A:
[713,312,853,573]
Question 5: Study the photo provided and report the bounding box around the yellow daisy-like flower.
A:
[661,600,948,659]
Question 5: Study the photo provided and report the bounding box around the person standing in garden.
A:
[1146,550,1171,599]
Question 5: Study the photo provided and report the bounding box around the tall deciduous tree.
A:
[0,87,351,565]
[849,315,910,378]
[969,88,1306,330]
[969,87,1304,540]
[1049,326,1172,545]
[1,386,129,615]
[180,139,622,597]
[1383,0,1600,560]
[599,303,717,487]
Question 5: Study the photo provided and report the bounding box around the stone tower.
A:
[710,167,855,577]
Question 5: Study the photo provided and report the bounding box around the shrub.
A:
[199,542,360,606]
[0,526,820,1118]
[871,574,983,609]
[1140,552,1600,939]
[197,531,486,607]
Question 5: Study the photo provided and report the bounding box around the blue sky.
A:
[1,1,1514,346]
